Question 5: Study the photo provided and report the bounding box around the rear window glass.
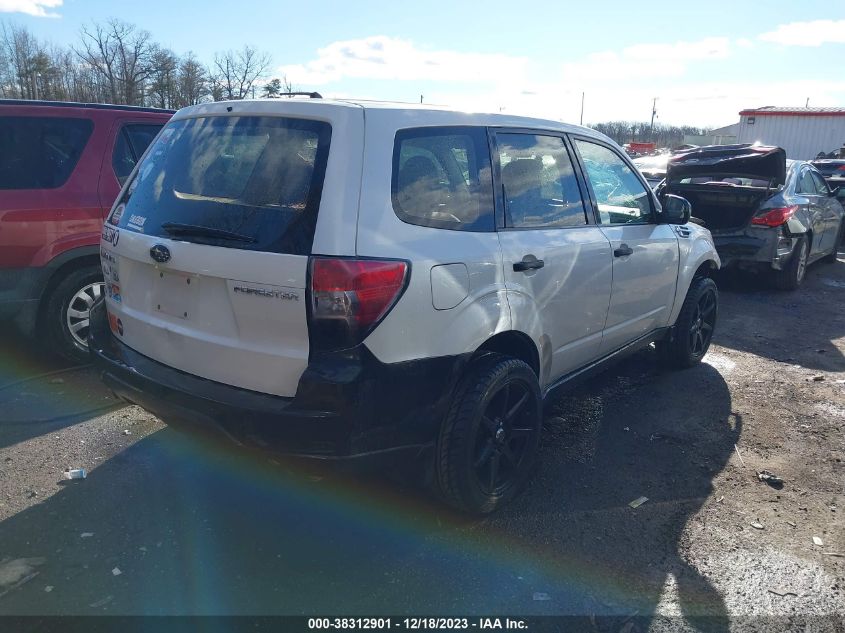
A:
[392,126,494,231]
[0,116,93,190]
[113,116,331,255]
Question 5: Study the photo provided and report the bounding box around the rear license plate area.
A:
[153,270,198,320]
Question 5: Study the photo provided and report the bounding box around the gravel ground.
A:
[0,252,842,630]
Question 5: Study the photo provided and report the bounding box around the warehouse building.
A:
[736,106,845,160]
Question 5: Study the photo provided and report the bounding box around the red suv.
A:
[0,100,172,361]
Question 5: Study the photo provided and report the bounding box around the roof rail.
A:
[272,92,322,99]
[0,98,175,113]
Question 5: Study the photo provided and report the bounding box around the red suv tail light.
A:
[308,257,409,351]
[751,205,799,227]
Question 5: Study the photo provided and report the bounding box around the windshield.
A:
[111,115,331,254]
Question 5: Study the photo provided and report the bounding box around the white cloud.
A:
[562,37,731,81]
[759,20,845,46]
[279,35,528,86]
[279,33,845,127]
[0,0,62,17]
[0,0,61,17]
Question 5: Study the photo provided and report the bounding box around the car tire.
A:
[43,265,104,364]
[656,276,718,370]
[772,236,808,290]
[822,222,843,263]
[435,354,542,515]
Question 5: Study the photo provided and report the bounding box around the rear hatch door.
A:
[101,109,339,397]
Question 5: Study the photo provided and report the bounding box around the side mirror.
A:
[660,194,692,225]
[833,186,845,199]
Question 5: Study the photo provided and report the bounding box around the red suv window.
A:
[0,116,93,189]
[112,123,164,186]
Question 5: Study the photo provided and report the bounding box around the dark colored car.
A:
[633,153,670,190]
[0,100,172,361]
[661,144,844,290]
[810,159,845,191]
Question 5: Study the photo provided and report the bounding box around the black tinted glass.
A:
[125,124,162,158]
[0,116,93,190]
[114,116,332,255]
[392,126,494,231]
[112,131,136,186]
[112,124,164,186]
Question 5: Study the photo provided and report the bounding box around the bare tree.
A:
[147,46,178,108]
[212,46,271,100]
[75,19,155,105]
[1,22,42,99]
[176,51,208,107]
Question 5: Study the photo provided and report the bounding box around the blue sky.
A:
[4,0,845,127]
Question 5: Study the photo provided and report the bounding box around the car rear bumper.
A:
[712,227,795,270]
[88,299,465,460]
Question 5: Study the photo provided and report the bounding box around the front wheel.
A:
[657,276,718,370]
[436,355,542,514]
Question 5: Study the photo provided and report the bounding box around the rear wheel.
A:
[436,355,541,514]
[772,236,808,290]
[657,276,718,369]
[43,265,104,363]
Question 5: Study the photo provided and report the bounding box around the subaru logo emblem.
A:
[149,244,171,263]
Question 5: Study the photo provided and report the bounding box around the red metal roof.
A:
[739,106,845,117]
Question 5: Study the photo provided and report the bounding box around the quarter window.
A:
[112,124,164,186]
[496,133,587,228]
[0,116,93,190]
[574,139,652,224]
[796,170,814,194]
[392,127,494,231]
[810,171,829,195]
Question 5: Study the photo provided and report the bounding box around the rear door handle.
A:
[513,258,545,272]
[614,244,634,257]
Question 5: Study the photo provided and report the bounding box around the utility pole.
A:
[580,91,584,126]
[650,97,657,138]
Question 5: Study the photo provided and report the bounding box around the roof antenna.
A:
[805,97,810,108]
[420,94,423,104]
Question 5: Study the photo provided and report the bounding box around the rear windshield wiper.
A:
[160,222,257,244]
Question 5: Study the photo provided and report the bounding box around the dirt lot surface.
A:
[0,252,843,631]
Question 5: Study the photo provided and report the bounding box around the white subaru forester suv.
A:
[90,98,720,514]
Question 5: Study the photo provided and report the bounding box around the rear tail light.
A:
[308,257,409,351]
[837,166,845,172]
[751,205,798,227]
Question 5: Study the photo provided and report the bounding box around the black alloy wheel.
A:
[472,380,538,496]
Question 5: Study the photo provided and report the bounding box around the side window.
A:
[125,124,163,158]
[392,126,494,231]
[0,116,93,190]
[574,139,652,224]
[810,171,829,195]
[112,130,136,186]
[112,124,164,186]
[797,170,818,195]
[496,133,587,228]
